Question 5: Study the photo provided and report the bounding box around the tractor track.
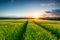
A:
[33,21,60,40]
[17,20,28,40]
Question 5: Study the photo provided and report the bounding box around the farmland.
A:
[0,19,60,40]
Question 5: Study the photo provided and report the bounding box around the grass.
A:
[34,20,60,39]
[24,21,57,40]
[0,19,60,40]
[0,20,27,40]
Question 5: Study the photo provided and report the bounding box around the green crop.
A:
[24,21,57,40]
[0,19,60,40]
[34,20,60,39]
[0,20,27,40]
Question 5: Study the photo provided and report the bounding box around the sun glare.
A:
[35,15,39,18]
[34,14,39,18]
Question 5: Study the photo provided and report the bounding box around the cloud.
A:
[51,9,60,16]
[0,9,60,18]
[40,2,60,7]
[39,11,56,17]
[36,9,60,18]
[0,13,25,17]
[46,9,60,17]
[40,3,55,6]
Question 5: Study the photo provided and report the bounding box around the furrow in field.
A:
[33,21,60,40]
[24,21,57,40]
[18,21,28,40]
[0,20,28,40]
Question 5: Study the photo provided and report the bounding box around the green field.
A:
[0,19,60,40]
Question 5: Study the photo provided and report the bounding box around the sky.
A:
[0,0,60,18]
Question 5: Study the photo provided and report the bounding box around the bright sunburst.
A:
[34,14,39,18]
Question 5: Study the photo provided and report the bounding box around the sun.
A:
[34,14,39,18]
[35,15,39,18]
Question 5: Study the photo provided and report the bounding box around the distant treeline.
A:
[0,17,60,20]
[40,17,60,20]
[0,17,34,19]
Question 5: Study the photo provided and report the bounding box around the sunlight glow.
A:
[33,10,46,18]
[34,14,39,18]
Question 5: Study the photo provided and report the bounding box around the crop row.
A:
[0,20,28,40]
[34,21,60,39]
[24,21,57,40]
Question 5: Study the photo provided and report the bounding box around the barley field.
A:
[0,19,60,40]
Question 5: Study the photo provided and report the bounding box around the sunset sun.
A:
[34,14,39,18]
